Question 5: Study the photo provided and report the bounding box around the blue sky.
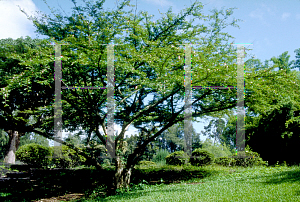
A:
[1,0,299,145]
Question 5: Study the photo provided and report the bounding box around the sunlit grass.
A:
[76,164,300,202]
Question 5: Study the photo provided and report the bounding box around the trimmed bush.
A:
[138,160,157,166]
[16,143,51,168]
[49,145,86,168]
[190,149,214,166]
[165,151,189,166]
[214,156,236,166]
[231,150,267,167]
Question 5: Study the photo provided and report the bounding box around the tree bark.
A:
[107,156,133,196]
[4,130,20,164]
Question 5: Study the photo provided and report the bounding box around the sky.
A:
[1,0,299,146]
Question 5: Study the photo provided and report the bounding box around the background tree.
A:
[246,96,300,165]
[200,118,226,145]
[63,132,82,147]
[201,138,233,158]
[0,129,9,161]
[160,123,185,153]
[19,132,49,148]
[270,51,295,73]
[294,48,300,71]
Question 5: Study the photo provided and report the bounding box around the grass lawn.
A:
[76,164,300,202]
[1,163,300,201]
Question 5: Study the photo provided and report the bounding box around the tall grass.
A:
[152,149,169,165]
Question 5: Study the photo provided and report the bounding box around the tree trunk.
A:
[107,156,133,196]
[4,130,20,164]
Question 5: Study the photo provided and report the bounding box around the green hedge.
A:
[49,145,87,168]
[16,143,88,169]
[16,143,51,168]
[215,150,268,167]
[165,151,189,166]
[214,156,236,166]
[190,149,214,166]
[138,160,157,166]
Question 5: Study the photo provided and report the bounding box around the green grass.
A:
[1,162,300,201]
[75,164,300,202]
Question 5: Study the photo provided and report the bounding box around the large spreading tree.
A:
[1,0,299,195]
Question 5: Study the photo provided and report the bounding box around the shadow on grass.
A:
[78,186,195,202]
[0,165,220,201]
[263,167,300,185]
[0,167,115,202]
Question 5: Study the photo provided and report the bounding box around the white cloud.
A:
[281,12,291,20]
[0,0,38,40]
[143,0,174,8]
[249,3,277,26]
[261,3,276,16]
[249,9,264,21]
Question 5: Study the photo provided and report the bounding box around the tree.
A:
[19,132,50,148]
[0,36,55,164]
[294,48,300,71]
[0,129,9,160]
[0,36,103,166]
[201,138,233,158]
[4,0,299,195]
[270,51,295,73]
[161,123,185,153]
[200,118,226,145]
[246,96,300,165]
[63,132,82,147]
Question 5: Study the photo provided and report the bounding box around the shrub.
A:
[152,149,169,164]
[49,145,86,168]
[190,149,214,166]
[228,147,268,167]
[102,159,111,166]
[214,156,236,166]
[16,143,51,168]
[165,151,189,166]
[202,139,233,158]
[138,161,157,166]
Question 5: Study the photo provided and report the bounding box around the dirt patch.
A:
[33,193,85,202]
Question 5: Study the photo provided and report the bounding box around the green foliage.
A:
[190,148,214,166]
[214,156,236,166]
[162,124,185,153]
[19,132,49,148]
[138,161,156,166]
[246,96,300,165]
[201,138,234,158]
[227,145,268,167]
[165,151,189,166]
[102,159,111,167]
[0,129,9,160]
[64,133,82,147]
[15,143,51,168]
[49,145,87,169]
[152,149,169,164]
[201,118,226,144]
